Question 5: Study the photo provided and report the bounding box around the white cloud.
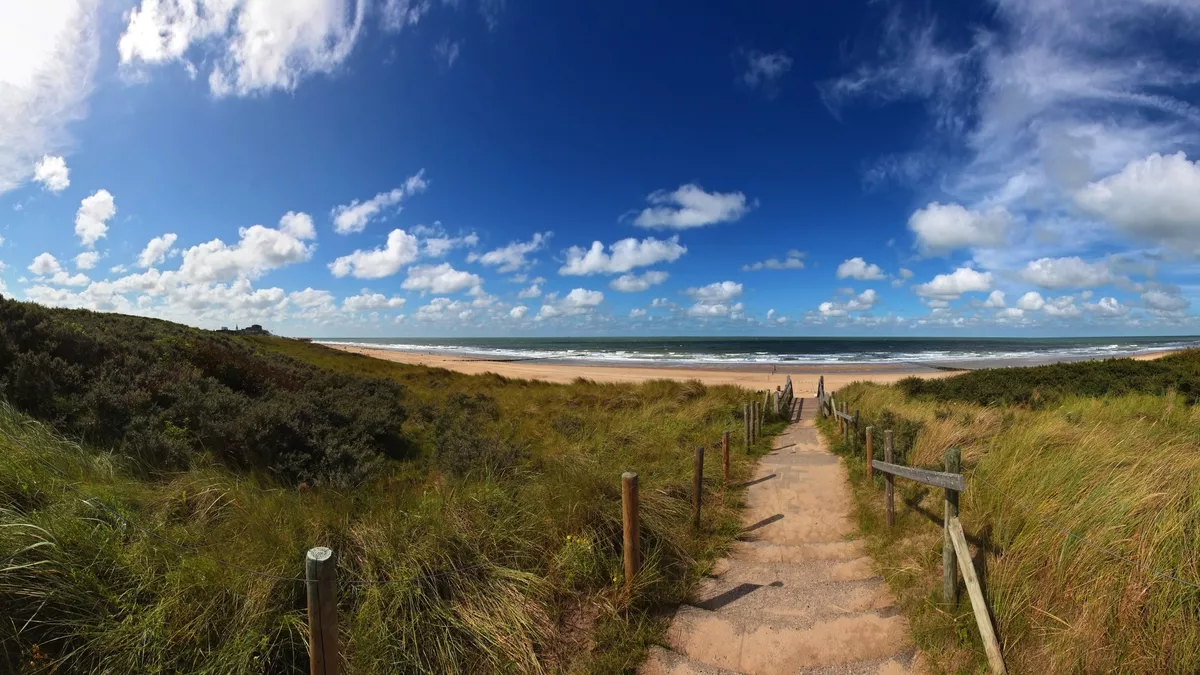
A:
[137,233,178,268]
[29,253,62,276]
[631,184,752,229]
[629,308,647,318]
[0,1,96,197]
[381,0,428,31]
[1043,295,1081,318]
[1016,291,1045,312]
[75,189,116,248]
[536,288,604,320]
[983,290,1006,308]
[818,289,878,317]
[468,232,550,273]
[422,231,478,257]
[908,202,1011,255]
[402,263,482,294]
[329,228,419,279]
[836,257,886,280]
[892,267,914,288]
[559,236,685,275]
[1085,297,1128,317]
[415,297,470,322]
[343,290,406,312]
[913,267,992,299]
[1075,153,1200,251]
[181,211,316,282]
[118,0,369,98]
[33,155,70,192]
[685,281,744,318]
[331,170,428,234]
[433,37,461,68]
[509,305,528,319]
[1019,257,1113,289]
[1142,289,1189,313]
[742,249,805,271]
[739,49,792,93]
[610,270,668,293]
[74,251,99,270]
[289,287,335,308]
[517,283,542,299]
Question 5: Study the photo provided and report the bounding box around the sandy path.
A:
[641,398,921,675]
[324,345,956,391]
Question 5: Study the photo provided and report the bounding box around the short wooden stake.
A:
[693,446,704,531]
[306,547,339,675]
[943,448,961,605]
[722,431,730,485]
[884,430,895,528]
[865,426,874,481]
[622,472,640,590]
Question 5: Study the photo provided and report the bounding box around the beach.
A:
[324,344,1181,390]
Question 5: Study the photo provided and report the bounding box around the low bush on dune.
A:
[0,298,410,485]
[0,297,778,673]
[896,348,1200,408]
[827,363,1200,673]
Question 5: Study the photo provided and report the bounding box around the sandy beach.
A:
[324,344,1182,391]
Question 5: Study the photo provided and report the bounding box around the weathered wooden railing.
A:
[817,383,1007,675]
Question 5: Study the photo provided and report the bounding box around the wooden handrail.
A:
[870,460,966,491]
[948,517,1008,674]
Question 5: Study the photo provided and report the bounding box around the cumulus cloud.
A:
[289,287,336,308]
[415,297,471,322]
[468,232,550,273]
[0,1,96,197]
[537,288,604,320]
[1075,153,1200,252]
[1142,289,1189,314]
[629,308,647,318]
[631,184,752,229]
[1019,257,1113,289]
[342,289,406,312]
[559,236,686,275]
[137,233,178,268]
[610,270,668,293]
[401,262,482,294]
[75,189,116,248]
[33,155,70,192]
[74,251,99,270]
[181,211,316,282]
[742,249,805,271]
[685,281,744,317]
[908,202,1011,255]
[983,290,1006,308]
[913,267,992,299]
[509,304,528,319]
[118,0,369,98]
[29,253,62,277]
[836,257,886,280]
[331,170,428,234]
[1016,291,1045,311]
[818,289,877,317]
[421,231,478,257]
[329,228,419,278]
[517,282,542,299]
[28,252,89,287]
[1085,297,1128,317]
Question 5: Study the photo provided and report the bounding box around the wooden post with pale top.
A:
[306,547,339,675]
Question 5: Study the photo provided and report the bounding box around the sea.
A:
[313,336,1200,370]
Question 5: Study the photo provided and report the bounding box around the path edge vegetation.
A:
[0,298,786,673]
[818,350,1200,674]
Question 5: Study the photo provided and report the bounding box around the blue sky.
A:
[3,0,1200,337]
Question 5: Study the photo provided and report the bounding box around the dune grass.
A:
[0,324,781,673]
[823,357,1200,673]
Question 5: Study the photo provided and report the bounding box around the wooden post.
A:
[306,547,339,675]
[763,390,771,423]
[884,430,895,527]
[943,447,961,605]
[743,404,751,449]
[722,431,730,485]
[693,446,704,531]
[853,409,860,455]
[948,518,1008,674]
[622,472,640,590]
[865,426,874,481]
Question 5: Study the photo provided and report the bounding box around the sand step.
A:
[796,651,922,675]
[691,576,896,626]
[666,606,912,675]
[640,645,747,675]
[700,558,879,589]
[730,539,866,563]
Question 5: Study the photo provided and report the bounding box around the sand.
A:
[324,344,1182,392]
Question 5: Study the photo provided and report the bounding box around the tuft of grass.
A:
[824,377,1200,674]
[1,331,782,673]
